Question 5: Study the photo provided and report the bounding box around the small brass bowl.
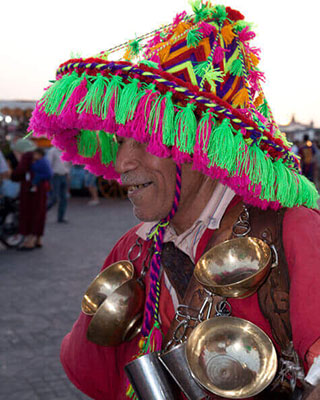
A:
[82,260,135,315]
[87,278,145,346]
[194,237,272,298]
[186,317,277,399]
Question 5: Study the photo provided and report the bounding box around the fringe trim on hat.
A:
[30,70,319,210]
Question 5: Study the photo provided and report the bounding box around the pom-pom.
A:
[187,28,203,48]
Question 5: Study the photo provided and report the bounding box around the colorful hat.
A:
[29,1,319,210]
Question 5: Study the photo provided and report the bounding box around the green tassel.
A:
[116,78,142,124]
[102,75,123,119]
[273,159,298,207]
[197,111,216,151]
[259,153,276,202]
[139,60,159,69]
[229,59,243,76]
[206,118,236,171]
[297,174,319,209]
[211,5,227,23]
[258,99,270,119]
[162,92,175,146]
[77,130,99,158]
[194,61,208,78]
[98,131,118,165]
[77,74,109,116]
[39,71,79,116]
[175,103,197,153]
[57,73,88,114]
[234,21,253,33]
[191,0,211,22]
[230,129,247,175]
[187,28,203,48]
[247,144,269,186]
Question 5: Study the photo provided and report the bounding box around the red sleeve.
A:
[60,224,148,400]
[283,207,320,366]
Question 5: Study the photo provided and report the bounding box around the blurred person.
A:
[29,3,320,400]
[0,149,9,184]
[11,139,50,249]
[290,141,299,155]
[30,148,53,192]
[84,170,100,206]
[299,134,317,182]
[46,146,71,223]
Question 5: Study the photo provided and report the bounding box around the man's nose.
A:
[115,138,140,174]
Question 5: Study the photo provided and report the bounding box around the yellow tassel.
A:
[232,86,249,107]
[124,47,133,61]
[221,23,235,46]
[254,92,264,108]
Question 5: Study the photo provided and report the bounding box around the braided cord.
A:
[142,163,182,336]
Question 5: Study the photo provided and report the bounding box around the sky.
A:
[1,0,319,126]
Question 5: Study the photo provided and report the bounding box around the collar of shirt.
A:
[136,183,236,262]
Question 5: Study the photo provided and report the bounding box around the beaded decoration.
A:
[29,1,319,210]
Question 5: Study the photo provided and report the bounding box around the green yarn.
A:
[230,129,247,175]
[258,99,270,119]
[116,77,142,124]
[191,0,211,22]
[206,118,236,170]
[101,75,123,119]
[175,103,197,153]
[194,61,208,78]
[233,21,253,33]
[98,131,118,165]
[187,28,203,48]
[211,5,227,23]
[77,130,99,158]
[162,92,176,146]
[58,73,88,114]
[77,74,108,116]
[197,111,216,151]
[247,144,269,186]
[139,60,160,69]
[297,174,319,209]
[259,153,276,202]
[273,159,300,208]
[129,39,142,56]
[39,71,79,116]
[229,59,244,76]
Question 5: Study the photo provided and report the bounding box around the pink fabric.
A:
[60,206,320,399]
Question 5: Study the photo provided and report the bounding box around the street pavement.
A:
[0,196,138,400]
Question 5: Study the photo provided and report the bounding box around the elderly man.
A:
[29,2,320,399]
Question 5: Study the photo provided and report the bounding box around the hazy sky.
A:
[1,0,319,126]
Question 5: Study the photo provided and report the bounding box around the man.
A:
[29,2,320,399]
[46,146,71,223]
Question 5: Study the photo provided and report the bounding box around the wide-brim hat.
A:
[29,1,319,210]
[11,138,37,153]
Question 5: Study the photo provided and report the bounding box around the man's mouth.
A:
[127,182,153,194]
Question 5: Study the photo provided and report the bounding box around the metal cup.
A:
[125,352,179,400]
[159,342,209,400]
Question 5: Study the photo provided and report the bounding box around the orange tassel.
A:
[158,43,171,63]
[232,87,249,107]
[221,23,235,46]
[254,92,264,108]
[174,21,192,36]
[249,52,259,67]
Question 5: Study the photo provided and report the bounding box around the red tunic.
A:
[11,152,49,236]
[60,207,320,400]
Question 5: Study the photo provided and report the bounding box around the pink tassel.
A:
[198,21,216,37]
[238,26,256,43]
[212,46,230,64]
[60,77,88,129]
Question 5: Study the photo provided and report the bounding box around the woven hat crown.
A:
[28,1,319,210]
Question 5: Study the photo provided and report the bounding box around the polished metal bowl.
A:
[194,237,272,298]
[81,260,135,315]
[186,317,277,399]
[87,277,145,346]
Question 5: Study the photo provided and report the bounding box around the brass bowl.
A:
[87,278,145,346]
[194,237,272,298]
[186,317,277,399]
[82,260,135,315]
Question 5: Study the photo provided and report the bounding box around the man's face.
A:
[115,137,176,221]
[115,137,214,229]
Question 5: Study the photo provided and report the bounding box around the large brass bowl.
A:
[82,260,135,315]
[87,278,145,346]
[194,237,271,298]
[186,317,277,399]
